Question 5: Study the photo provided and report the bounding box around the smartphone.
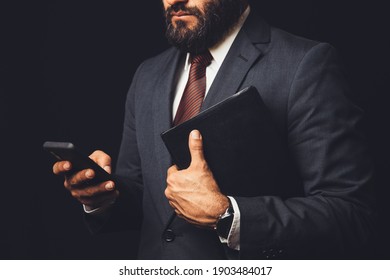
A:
[43,141,114,184]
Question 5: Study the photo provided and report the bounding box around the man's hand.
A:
[165,130,229,228]
[52,150,118,209]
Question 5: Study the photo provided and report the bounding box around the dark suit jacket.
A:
[87,11,375,259]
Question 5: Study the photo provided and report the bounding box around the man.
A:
[53,0,374,259]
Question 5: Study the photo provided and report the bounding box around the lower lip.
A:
[172,14,193,20]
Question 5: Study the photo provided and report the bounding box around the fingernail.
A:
[105,182,114,191]
[103,166,111,173]
[191,130,200,139]
[85,170,94,178]
[64,162,70,170]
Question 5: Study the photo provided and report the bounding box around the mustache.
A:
[165,3,203,21]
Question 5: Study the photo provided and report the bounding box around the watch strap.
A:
[215,198,234,239]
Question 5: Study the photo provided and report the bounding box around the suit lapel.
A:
[152,49,183,222]
[201,12,270,110]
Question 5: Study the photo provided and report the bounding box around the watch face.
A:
[216,213,234,239]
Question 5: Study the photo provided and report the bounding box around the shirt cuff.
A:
[83,198,116,215]
[218,196,241,250]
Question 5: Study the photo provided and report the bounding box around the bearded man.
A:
[53,0,374,259]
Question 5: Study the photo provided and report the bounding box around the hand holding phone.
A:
[44,141,118,208]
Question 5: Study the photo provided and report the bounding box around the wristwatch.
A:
[215,198,235,239]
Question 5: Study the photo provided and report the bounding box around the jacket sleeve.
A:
[235,43,375,259]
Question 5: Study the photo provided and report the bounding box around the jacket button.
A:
[163,229,175,242]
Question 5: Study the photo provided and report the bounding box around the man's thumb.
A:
[189,130,206,167]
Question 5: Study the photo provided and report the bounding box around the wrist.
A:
[215,197,234,239]
[212,195,230,223]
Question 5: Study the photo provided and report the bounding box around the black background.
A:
[1,0,389,259]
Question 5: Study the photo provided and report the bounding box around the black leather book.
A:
[161,86,287,197]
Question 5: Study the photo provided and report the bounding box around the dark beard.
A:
[164,0,246,54]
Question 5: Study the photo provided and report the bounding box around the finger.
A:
[166,166,179,189]
[171,206,201,226]
[53,161,72,175]
[168,201,183,217]
[175,210,184,218]
[167,165,179,176]
[70,180,115,197]
[168,200,201,226]
[90,150,112,173]
[67,169,95,187]
[188,130,206,168]
[181,214,215,228]
[77,190,118,208]
[164,184,177,202]
[168,201,176,210]
[167,199,215,228]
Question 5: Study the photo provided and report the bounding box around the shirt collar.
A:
[184,6,251,71]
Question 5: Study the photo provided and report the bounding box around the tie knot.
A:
[191,51,213,68]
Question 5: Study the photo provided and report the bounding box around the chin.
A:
[173,18,198,31]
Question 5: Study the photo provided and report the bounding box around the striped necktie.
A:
[173,51,213,126]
